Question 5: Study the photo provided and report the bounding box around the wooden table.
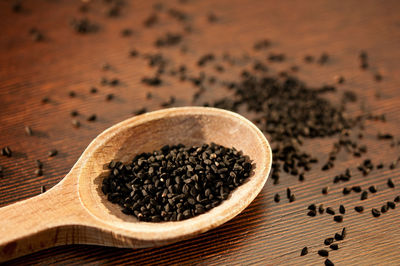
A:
[1,0,399,264]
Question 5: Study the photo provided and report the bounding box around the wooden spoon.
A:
[0,107,272,262]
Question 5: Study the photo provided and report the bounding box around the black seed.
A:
[121,28,133,37]
[90,87,98,94]
[325,259,335,266]
[130,49,139,57]
[333,215,343,223]
[342,187,351,195]
[318,204,325,214]
[387,201,396,209]
[286,188,291,199]
[106,94,114,101]
[326,207,335,215]
[142,76,162,86]
[71,110,79,117]
[322,187,329,195]
[368,185,377,193]
[69,91,76,97]
[339,205,345,214]
[48,149,58,157]
[318,249,329,257]
[304,55,314,63]
[42,97,50,104]
[87,114,97,122]
[12,1,22,12]
[307,210,316,217]
[395,196,400,203]
[300,247,308,256]
[371,208,381,217]
[324,238,334,245]
[329,244,338,250]
[381,205,388,213]
[334,233,343,241]
[134,108,147,115]
[289,194,296,202]
[361,191,368,200]
[25,126,33,136]
[387,178,395,188]
[41,185,46,193]
[352,186,362,193]
[354,206,364,213]
[274,193,280,203]
[341,227,346,239]
[70,18,98,34]
[308,204,316,211]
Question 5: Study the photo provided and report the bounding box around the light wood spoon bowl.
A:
[0,107,272,262]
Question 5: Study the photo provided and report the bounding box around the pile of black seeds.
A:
[102,143,253,222]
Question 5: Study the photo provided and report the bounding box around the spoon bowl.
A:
[0,107,272,262]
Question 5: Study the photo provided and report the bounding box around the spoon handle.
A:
[0,183,79,262]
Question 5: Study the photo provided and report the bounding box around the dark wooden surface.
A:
[1,0,400,265]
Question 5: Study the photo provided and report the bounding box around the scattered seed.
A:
[322,187,329,195]
[369,185,377,193]
[361,191,368,200]
[387,201,396,209]
[334,233,343,241]
[372,208,381,217]
[300,247,308,256]
[387,178,395,188]
[307,210,317,217]
[354,206,364,213]
[325,259,335,266]
[324,238,334,245]
[289,194,296,202]
[286,188,291,199]
[90,87,98,94]
[352,186,362,193]
[339,205,345,214]
[318,204,325,214]
[106,94,114,101]
[318,249,329,257]
[329,244,339,250]
[381,205,388,213]
[341,227,346,239]
[326,207,335,215]
[333,215,343,223]
[342,187,351,195]
[274,193,280,203]
[87,114,97,122]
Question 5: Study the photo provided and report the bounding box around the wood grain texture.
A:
[0,0,400,265]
